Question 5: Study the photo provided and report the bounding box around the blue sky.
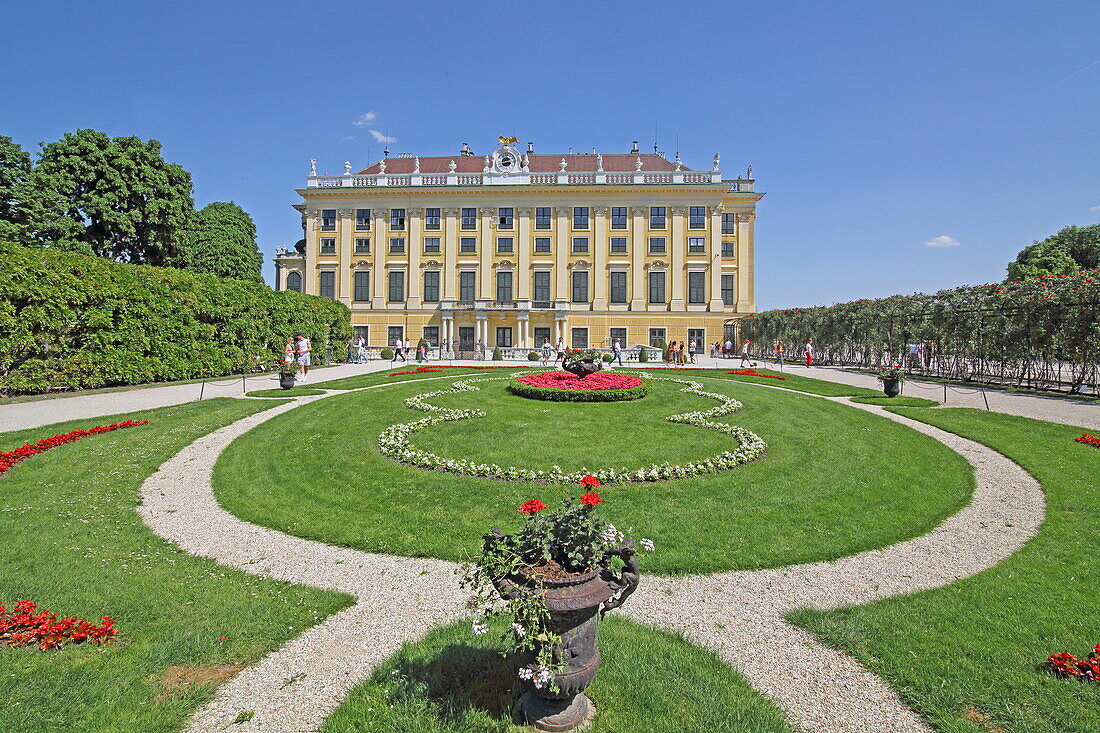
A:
[4,0,1098,309]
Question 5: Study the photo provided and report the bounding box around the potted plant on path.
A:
[875,364,905,397]
[462,477,652,731]
[278,360,299,390]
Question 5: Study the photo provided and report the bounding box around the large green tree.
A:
[172,201,263,282]
[30,129,194,265]
[1008,224,1100,280]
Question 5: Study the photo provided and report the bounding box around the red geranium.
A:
[581,492,602,507]
[580,475,601,489]
[519,499,547,515]
[0,600,117,650]
[0,421,149,477]
[1076,433,1100,448]
[517,372,643,391]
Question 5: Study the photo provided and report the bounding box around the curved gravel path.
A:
[137,378,1044,733]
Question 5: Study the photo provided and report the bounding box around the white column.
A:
[669,206,686,310]
[736,213,753,312]
[553,206,569,301]
[479,207,493,298]
[517,207,531,301]
[629,206,645,310]
[338,209,353,304]
[709,206,724,311]
[443,208,458,299]
[371,210,386,308]
[592,206,608,310]
[407,207,422,308]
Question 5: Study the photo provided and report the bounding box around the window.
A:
[285,271,302,293]
[496,327,513,347]
[689,206,706,229]
[609,271,627,303]
[389,237,405,254]
[496,272,513,301]
[321,209,336,231]
[649,206,666,229]
[572,237,589,253]
[649,328,666,348]
[648,271,666,303]
[355,208,371,230]
[496,237,514,254]
[390,209,406,230]
[533,271,551,302]
[388,326,403,346]
[722,212,735,234]
[648,237,666,254]
[354,325,369,344]
[609,327,627,346]
[319,238,336,254]
[424,208,440,230]
[688,237,706,254]
[423,271,440,302]
[688,271,706,303]
[571,271,589,302]
[722,241,735,257]
[353,271,370,302]
[534,327,551,346]
[721,275,735,305]
[424,237,441,253]
[573,207,589,229]
[422,326,439,346]
[687,328,706,347]
[609,237,627,254]
[535,207,551,229]
[534,237,551,254]
[611,207,627,229]
[571,327,588,349]
[388,270,405,302]
[461,207,477,230]
[460,237,477,254]
[498,207,513,229]
[319,271,335,299]
[354,238,370,254]
[459,271,476,301]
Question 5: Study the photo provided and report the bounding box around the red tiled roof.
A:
[356,153,687,176]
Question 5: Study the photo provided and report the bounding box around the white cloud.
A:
[1089,204,1100,212]
[340,135,355,141]
[923,235,962,248]
[352,111,378,126]
[368,129,397,143]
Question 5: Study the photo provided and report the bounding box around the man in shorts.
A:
[295,333,311,381]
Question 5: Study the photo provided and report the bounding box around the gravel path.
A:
[137,377,1045,733]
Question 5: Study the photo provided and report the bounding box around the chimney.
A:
[631,140,639,153]
[461,142,471,156]
[527,141,534,154]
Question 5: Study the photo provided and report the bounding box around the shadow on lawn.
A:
[387,643,523,724]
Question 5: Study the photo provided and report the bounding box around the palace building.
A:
[274,138,762,356]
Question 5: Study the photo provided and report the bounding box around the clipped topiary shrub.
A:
[381,348,394,360]
[492,347,503,361]
[528,351,540,361]
[602,353,613,363]
[0,242,351,396]
[639,348,650,363]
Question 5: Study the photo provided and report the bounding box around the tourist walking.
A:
[666,340,676,364]
[678,341,687,365]
[356,333,366,363]
[688,339,697,364]
[403,338,412,361]
[555,336,565,362]
[612,338,624,366]
[739,339,754,367]
[541,338,553,367]
[391,335,406,362]
[774,340,785,371]
[724,338,733,359]
[283,337,296,367]
[294,333,311,381]
[803,338,814,368]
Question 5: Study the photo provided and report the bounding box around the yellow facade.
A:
[275,142,762,355]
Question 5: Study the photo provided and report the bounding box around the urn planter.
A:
[279,371,297,390]
[882,378,901,398]
[496,542,640,731]
[562,358,601,380]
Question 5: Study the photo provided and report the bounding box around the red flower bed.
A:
[727,369,787,380]
[0,420,148,476]
[519,499,547,515]
[0,599,117,650]
[518,372,643,391]
[1046,644,1100,682]
[1076,433,1100,448]
[388,365,524,376]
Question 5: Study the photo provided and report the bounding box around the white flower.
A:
[471,619,488,636]
[510,622,526,638]
[640,538,655,552]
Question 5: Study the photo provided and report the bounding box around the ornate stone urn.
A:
[278,371,297,390]
[496,542,639,731]
[562,357,601,379]
[882,378,901,397]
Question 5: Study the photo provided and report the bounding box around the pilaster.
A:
[553,206,569,301]
[479,207,493,299]
[629,206,645,310]
[337,209,353,303]
[371,210,386,308]
[442,208,458,299]
[669,206,686,310]
[592,206,608,310]
[736,212,754,312]
[407,207,422,308]
[517,207,532,300]
[708,205,724,311]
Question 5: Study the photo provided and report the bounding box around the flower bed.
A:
[0,599,117,650]
[0,420,148,476]
[376,374,767,483]
[507,371,648,402]
[1046,644,1100,682]
[1076,433,1100,448]
[727,369,787,380]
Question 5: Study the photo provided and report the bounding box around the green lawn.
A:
[634,367,883,397]
[791,408,1100,732]
[319,366,531,391]
[321,616,795,733]
[213,375,973,574]
[850,395,941,408]
[0,399,352,733]
[246,387,326,397]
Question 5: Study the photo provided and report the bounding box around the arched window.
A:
[286,271,302,292]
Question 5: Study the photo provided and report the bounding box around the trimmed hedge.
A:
[0,242,352,396]
[380,348,395,360]
[505,378,649,403]
[527,351,540,361]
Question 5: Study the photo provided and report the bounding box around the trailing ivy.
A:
[0,242,351,395]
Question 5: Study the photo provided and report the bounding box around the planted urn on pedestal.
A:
[462,478,650,732]
[875,365,905,398]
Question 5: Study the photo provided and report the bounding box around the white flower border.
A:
[376,373,767,484]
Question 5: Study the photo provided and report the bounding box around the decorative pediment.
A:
[645,260,668,270]
[568,260,591,270]
[492,260,515,270]
[351,261,372,270]
[421,259,442,269]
